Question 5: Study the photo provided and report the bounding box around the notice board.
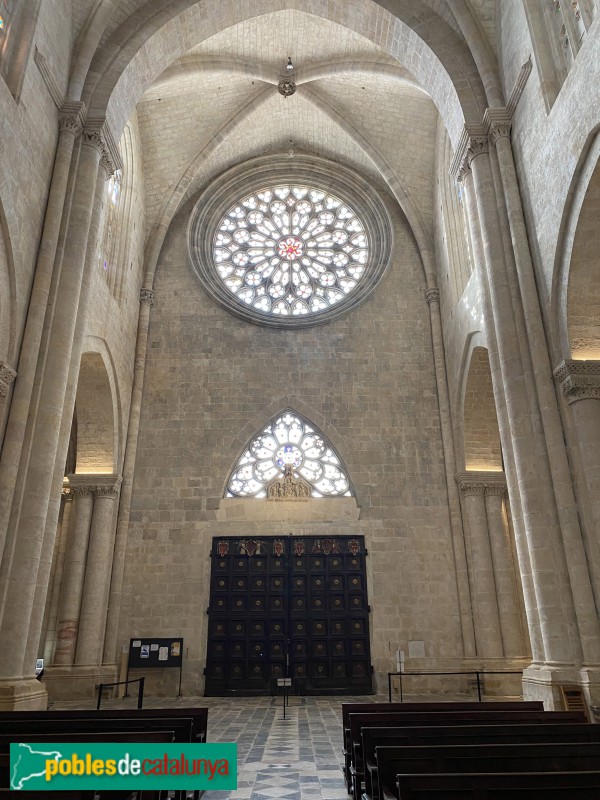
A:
[128,637,183,669]
[127,637,183,697]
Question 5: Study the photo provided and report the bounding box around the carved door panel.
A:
[204,536,372,696]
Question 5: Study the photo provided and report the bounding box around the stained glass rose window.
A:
[226,412,352,498]
[188,156,392,328]
[213,185,369,317]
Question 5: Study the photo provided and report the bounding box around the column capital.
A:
[0,361,16,399]
[425,287,440,305]
[91,477,122,498]
[456,471,507,496]
[58,101,86,137]
[81,117,123,178]
[64,474,122,498]
[140,288,155,305]
[554,360,600,403]
[450,124,489,181]
[483,108,512,145]
[61,485,74,500]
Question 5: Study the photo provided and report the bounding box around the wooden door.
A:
[204,535,372,696]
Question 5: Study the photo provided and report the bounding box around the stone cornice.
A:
[554,360,600,403]
[64,474,122,498]
[0,362,16,399]
[140,288,155,305]
[456,471,507,496]
[58,101,86,137]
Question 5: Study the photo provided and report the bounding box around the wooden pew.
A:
[0,716,195,743]
[0,707,209,743]
[394,771,600,799]
[348,710,584,800]
[363,725,600,800]
[341,701,543,788]
[375,742,600,800]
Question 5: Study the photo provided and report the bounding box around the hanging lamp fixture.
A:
[278,56,296,97]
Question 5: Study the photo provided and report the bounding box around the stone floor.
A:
[200,697,348,800]
[52,692,521,799]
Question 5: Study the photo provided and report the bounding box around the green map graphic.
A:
[11,742,62,790]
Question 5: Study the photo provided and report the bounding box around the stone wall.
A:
[121,193,465,694]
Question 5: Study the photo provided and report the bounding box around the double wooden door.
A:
[204,535,372,696]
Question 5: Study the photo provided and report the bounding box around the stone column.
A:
[0,362,17,444]
[103,289,154,665]
[0,119,121,708]
[52,484,94,666]
[76,477,122,666]
[456,473,503,658]
[461,166,544,664]
[489,115,600,667]
[464,136,578,668]
[24,154,109,677]
[41,487,73,663]
[554,361,600,578]
[426,288,476,660]
[0,103,85,563]
[484,480,526,657]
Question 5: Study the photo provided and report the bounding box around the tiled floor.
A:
[199,697,349,800]
[52,692,511,798]
[54,693,370,799]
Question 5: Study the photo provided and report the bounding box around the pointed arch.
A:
[461,343,503,472]
[224,409,354,500]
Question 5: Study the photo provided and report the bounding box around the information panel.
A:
[128,637,183,669]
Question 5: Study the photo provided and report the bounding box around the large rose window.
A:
[213,185,369,317]
[188,155,392,328]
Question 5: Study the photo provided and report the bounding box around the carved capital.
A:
[466,135,489,166]
[140,288,155,305]
[0,362,17,399]
[81,128,105,155]
[61,486,74,500]
[489,121,512,144]
[483,107,512,146]
[65,474,122,498]
[450,124,488,181]
[456,471,507,497]
[554,360,600,403]
[82,117,123,179]
[59,101,86,137]
[70,485,94,498]
[92,478,122,499]
[456,479,486,496]
[425,288,440,305]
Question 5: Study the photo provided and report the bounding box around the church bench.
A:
[393,771,600,799]
[374,742,600,800]
[348,710,584,800]
[0,716,195,744]
[0,707,209,743]
[341,701,543,788]
[363,726,600,800]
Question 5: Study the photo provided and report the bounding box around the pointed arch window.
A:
[226,411,352,498]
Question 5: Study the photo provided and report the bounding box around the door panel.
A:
[204,535,373,696]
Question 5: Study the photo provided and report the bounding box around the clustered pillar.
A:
[455,119,600,706]
[456,472,525,660]
[0,103,123,709]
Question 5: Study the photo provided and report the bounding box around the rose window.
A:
[226,412,352,498]
[213,185,369,317]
